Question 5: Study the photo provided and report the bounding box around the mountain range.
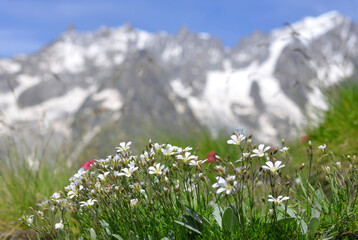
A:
[0,11,357,153]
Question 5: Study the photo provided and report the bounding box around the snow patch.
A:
[170,79,193,98]
[186,61,303,139]
[92,89,123,111]
[114,54,125,65]
[49,41,85,74]
[162,44,183,61]
[0,59,21,74]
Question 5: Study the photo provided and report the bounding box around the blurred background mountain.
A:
[0,7,357,160]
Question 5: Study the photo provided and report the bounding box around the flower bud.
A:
[165,177,170,185]
[325,176,330,182]
[255,177,259,184]
[199,173,205,181]
[172,164,179,171]
[285,182,290,187]
[300,163,305,170]
[261,197,265,203]
[247,139,252,149]
[273,147,278,154]
[216,166,225,173]
[269,209,274,216]
[216,155,223,162]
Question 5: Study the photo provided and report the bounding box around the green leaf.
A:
[184,207,209,226]
[309,217,320,238]
[129,231,137,240]
[90,228,96,240]
[182,215,200,229]
[301,219,308,235]
[112,234,123,240]
[222,207,239,231]
[167,230,175,240]
[311,207,320,219]
[213,204,222,228]
[174,220,202,235]
[286,207,297,218]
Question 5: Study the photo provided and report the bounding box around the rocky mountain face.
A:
[0,11,357,149]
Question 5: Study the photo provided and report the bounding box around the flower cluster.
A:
[22,133,297,239]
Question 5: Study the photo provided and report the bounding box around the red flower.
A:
[207,151,216,162]
[81,159,95,170]
[301,135,309,143]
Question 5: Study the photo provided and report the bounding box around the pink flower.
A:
[207,151,216,162]
[81,159,95,170]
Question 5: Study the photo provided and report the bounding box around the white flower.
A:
[51,192,61,200]
[280,147,289,155]
[148,163,165,175]
[189,159,207,169]
[262,161,285,174]
[55,221,64,229]
[79,199,97,208]
[95,158,109,165]
[67,189,78,199]
[26,215,34,225]
[212,176,237,195]
[153,143,163,152]
[118,166,138,178]
[161,145,175,156]
[130,198,139,207]
[183,146,193,152]
[140,152,150,162]
[97,171,110,181]
[324,166,331,174]
[128,161,136,168]
[318,144,326,153]
[37,200,49,207]
[268,195,289,204]
[251,144,271,157]
[227,134,246,146]
[177,152,196,163]
[236,152,250,162]
[116,142,132,153]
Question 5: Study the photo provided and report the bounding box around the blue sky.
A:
[0,0,357,58]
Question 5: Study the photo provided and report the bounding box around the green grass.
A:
[306,79,358,156]
[0,134,77,236]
